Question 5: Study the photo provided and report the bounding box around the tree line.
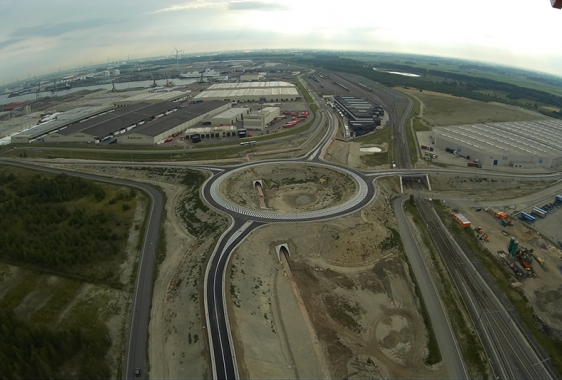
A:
[0,308,110,379]
[0,171,129,274]
[291,55,562,118]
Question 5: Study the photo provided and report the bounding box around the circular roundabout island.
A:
[209,161,370,221]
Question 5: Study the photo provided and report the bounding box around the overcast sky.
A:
[1,0,561,85]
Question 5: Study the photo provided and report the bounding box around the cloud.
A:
[8,19,108,39]
[152,0,228,13]
[228,1,291,11]
[0,38,24,51]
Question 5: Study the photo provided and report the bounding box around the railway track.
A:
[411,187,555,379]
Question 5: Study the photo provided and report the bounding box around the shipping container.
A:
[519,212,536,223]
[532,206,547,218]
[445,147,455,154]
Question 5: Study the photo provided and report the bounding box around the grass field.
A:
[400,89,547,126]
[355,127,392,166]
[345,55,562,98]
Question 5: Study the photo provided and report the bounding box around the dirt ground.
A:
[45,163,227,379]
[398,88,547,126]
[434,184,562,342]
[220,163,358,212]
[428,174,556,202]
[227,178,449,379]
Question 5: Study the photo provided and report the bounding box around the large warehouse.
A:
[11,106,115,143]
[334,96,384,137]
[43,102,180,143]
[193,81,300,102]
[116,100,230,144]
[114,91,188,107]
[431,119,562,168]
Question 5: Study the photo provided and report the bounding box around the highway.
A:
[0,160,163,380]
[4,70,562,380]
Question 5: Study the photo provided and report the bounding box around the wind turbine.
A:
[173,46,184,71]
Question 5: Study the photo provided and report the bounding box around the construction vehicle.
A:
[474,226,483,234]
[485,208,508,219]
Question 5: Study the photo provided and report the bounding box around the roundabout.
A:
[206,161,371,221]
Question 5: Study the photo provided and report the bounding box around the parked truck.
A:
[445,147,455,154]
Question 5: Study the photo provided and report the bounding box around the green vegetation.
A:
[286,54,562,119]
[356,127,392,167]
[0,271,41,310]
[404,94,420,165]
[0,307,110,379]
[433,201,562,375]
[31,280,82,324]
[405,202,488,376]
[0,168,135,287]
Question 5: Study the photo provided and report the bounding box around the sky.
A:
[0,0,561,85]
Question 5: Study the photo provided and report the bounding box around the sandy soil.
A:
[428,174,556,201]
[227,178,448,379]
[220,163,358,212]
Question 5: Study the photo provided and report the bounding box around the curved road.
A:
[5,71,561,380]
[0,160,163,380]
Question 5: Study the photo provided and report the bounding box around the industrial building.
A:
[244,107,281,130]
[431,119,562,168]
[11,106,115,143]
[193,81,299,103]
[207,107,250,125]
[334,96,384,137]
[116,100,230,144]
[114,91,187,107]
[240,72,266,81]
[43,102,179,143]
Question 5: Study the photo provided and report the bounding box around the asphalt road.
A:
[0,160,163,380]
[393,196,469,379]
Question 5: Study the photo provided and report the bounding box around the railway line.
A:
[413,189,555,379]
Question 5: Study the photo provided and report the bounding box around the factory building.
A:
[193,81,299,103]
[244,107,281,130]
[431,119,562,168]
[207,107,250,126]
[114,91,187,107]
[240,72,266,81]
[116,100,230,145]
[334,96,384,137]
[11,106,115,143]
[43,102,179,143]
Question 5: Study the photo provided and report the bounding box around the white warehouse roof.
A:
[207,81,294,90]
[193,87,298,100]
[433,119,562,157]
